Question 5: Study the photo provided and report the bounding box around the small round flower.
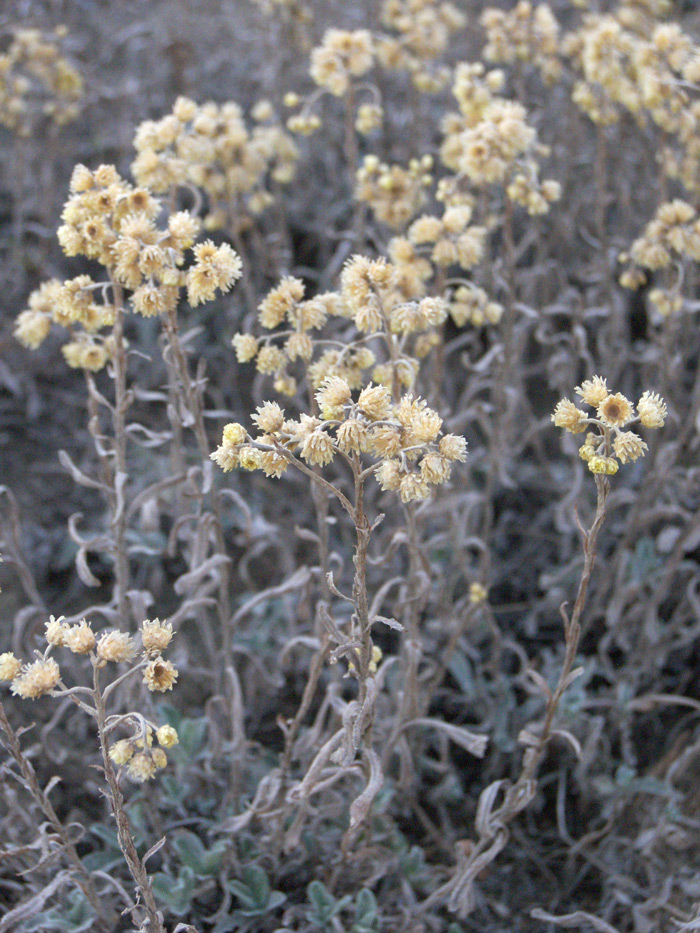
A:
[552,398,588,433]
[439,435,468,461]
[45,615,68,646]
[232,333,259,363]
[141,619,173,657]
[469,582,488,605]
[614,431,648,464]
[126,751,157,782]
[223,422,247,446]
[637,391,667,428]
[109,739,134,766]
[317,376,351,419]
[156,725,179,748]
[597,393,634,428]
[399,472,431,503]
[357,384,392,421]
[588,455,619,475]
[10,658,61,699]
[336,419,367,454]
[143,657,178,692]
[300,430,336,466]
[575,375,609,407]
[151,748,167,770]
[252,401,285,434]
[63,620,96,654]
[0,653,22,682]
[96,631,136,663]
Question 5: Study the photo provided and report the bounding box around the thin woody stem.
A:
[92,664,165,933]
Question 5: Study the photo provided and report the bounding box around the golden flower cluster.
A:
[552,376,666,476]
[230,251,447,399]
[377,0,466,92]
[620,200,700,316]
[408,205,487,270]
[448,285,503,328]
[0,26,83,136]
[109,722,180,783]
[309,29,375,97]
[563,15,641,126]
[355,154,433,230]
[481,2,561,84]
[211,381,467,502]
[441,75,559,209]
[15,163,241,369]
[132,96,298,232]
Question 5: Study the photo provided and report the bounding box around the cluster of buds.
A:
[355,155,433,230]
[480,2,562,84]
[0,27,83,135]
[132,96,298,232]
[377,0,466,93]
[108,721,179,783]
[552,376,666,476]
[211,379,467,502]
[408,205,487,270]
[449,285,503,328]
[14,163,241,369]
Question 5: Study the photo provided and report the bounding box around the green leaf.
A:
[173,830,226,876]
[353,889,379,932]
[227,865,286,917]
[23,890,95,932]
[152,866,196,915]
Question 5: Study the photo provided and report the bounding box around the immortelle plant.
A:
[419,374,667,918]
[0,617,180,933]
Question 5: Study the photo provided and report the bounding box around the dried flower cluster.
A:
[552,376,666,475]
[0,27,83,135]
[355,154,433,230]
[13,163,241,369]
[481,2,561,83]
[212,380,466,501]
[377,0,466,92]
[132,96,298,232]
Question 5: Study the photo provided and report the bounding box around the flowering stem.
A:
[92,663,166,933]
[110,284,131,630]
[0,700,117,932]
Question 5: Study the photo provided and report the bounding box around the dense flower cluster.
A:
[481,2,561,83]
[377,0,466,92]
[0,26,83,135]
[552,376,666,475]
[132,96,298,232]
[211,380,467,502]
[620,200,700,316]
[355,154,433,230]
[309,29,375,97]
[440,65,560,212]
[14,163,241,369]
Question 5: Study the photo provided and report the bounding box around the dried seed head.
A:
[637,391,667,428]
[10,658,61,699]
[45,615,68,646]
[96,631,136,664]
[63,620,96,654]
[143,657,178,692]
[0,653,22,682]
[575,375,609,407]
[109,739,134,765]
[141,619,174,657]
